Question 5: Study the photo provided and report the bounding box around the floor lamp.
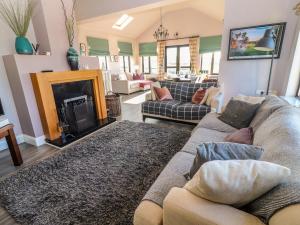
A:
[254,29,276,95]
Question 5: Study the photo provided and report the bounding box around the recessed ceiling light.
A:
[112,14,134,30]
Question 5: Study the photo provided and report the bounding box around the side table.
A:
[0,124,23,166]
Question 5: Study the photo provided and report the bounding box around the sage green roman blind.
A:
[139,42,157,56]
[118,41,133,56]
[87,36,110,56]
[199,35,222,54]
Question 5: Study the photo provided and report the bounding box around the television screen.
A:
[0,99,4,116]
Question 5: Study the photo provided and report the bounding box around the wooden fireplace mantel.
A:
[31,70,107,141]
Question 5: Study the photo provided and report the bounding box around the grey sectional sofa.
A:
[142,81,221,123]
[134,96,300,225]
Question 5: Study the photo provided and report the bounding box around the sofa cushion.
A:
[245,106,300,223]
[250,96,288,131]
[142,152,194,207]
[194,112,237,134]
[185,160,290,207]
[174,103,211,121]
[142,100,181,118]
[224,127,254,145]
[153,87,173,101]
[181,127,231,155]
[186,142,264,179]
[160,81,216,102]
[219,99,260,129]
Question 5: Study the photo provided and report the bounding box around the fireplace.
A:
[31,70,115,147]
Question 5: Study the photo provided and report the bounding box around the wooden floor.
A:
[0,91,194,225]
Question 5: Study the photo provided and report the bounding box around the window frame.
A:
[142,56,157,74]
[200,51,221,75]
[297,79,300,98]
[165,45,191,74]
[98,56,109,71]
[119,55,131,73]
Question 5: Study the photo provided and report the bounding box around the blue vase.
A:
[67,47,79,71]
[15,36,33,55]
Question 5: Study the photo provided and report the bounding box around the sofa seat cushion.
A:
[142,100,181,118]
[129,80,143,89]
[194,112,237,134]
[181,127,231,155]
[142,152,194,207]
[174,103,211,121]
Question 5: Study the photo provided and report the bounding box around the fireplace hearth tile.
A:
[46,117,116,148]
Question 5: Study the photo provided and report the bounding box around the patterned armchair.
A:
[142,81,223,123]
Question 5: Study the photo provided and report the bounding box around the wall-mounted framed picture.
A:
[227,22,286,60]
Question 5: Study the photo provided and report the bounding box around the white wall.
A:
[220,0,299,101]
[0,21,36,136]
[138,8,223,42]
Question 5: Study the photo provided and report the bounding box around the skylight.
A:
[112,14,133,30]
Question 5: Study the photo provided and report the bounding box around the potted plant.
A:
[0,0,35,55]
[60,0,79,71]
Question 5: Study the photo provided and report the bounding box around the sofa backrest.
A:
[248,106,300,221]
[250,96,289,131]
[160,81,216,102]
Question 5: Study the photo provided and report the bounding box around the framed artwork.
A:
[227,22,286,60]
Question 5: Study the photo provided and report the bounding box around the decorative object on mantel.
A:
[294,3,300,15]
[0,0,35,55]
[153,8,169,41]
[228,23,286,60]
[31,43,40,55]
[79,42,87,56]
[60,0,79,71]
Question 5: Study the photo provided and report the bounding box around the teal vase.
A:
[15,36,33,55]
[67,47,79,71]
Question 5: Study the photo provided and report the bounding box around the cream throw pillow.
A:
[184,160,291,207]
[200,87,220,106]
[151,81,161,101]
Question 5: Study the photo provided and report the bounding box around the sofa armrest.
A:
[269,204,300,225]
[163,188,265,225]
[134,201,163,225]
[112,80,129,94]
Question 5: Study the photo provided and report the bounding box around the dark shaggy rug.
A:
[0,121,191,225]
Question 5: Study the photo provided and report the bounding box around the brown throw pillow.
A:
[192,88,206,104]
[153,87,173,101]
[219,99,260,129]
[224,127,254,145]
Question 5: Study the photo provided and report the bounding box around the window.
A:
[119,56,131,73]
[200,51,221,74]
[165,45,191,75]
[142,56,158,74]
[112,14,134,30]
[98,56,109,71]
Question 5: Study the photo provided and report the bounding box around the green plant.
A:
[0,0,36,37]
[60,0,77,47]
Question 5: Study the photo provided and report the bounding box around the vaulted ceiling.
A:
[77,0,224,39]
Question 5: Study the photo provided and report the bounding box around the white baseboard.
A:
[0,135,25,151]
[0,134,46,151]
[23,134,46,147]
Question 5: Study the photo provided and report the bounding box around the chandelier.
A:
[153,8,169,41]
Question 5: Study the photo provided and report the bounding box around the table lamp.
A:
[254,28,276,95]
